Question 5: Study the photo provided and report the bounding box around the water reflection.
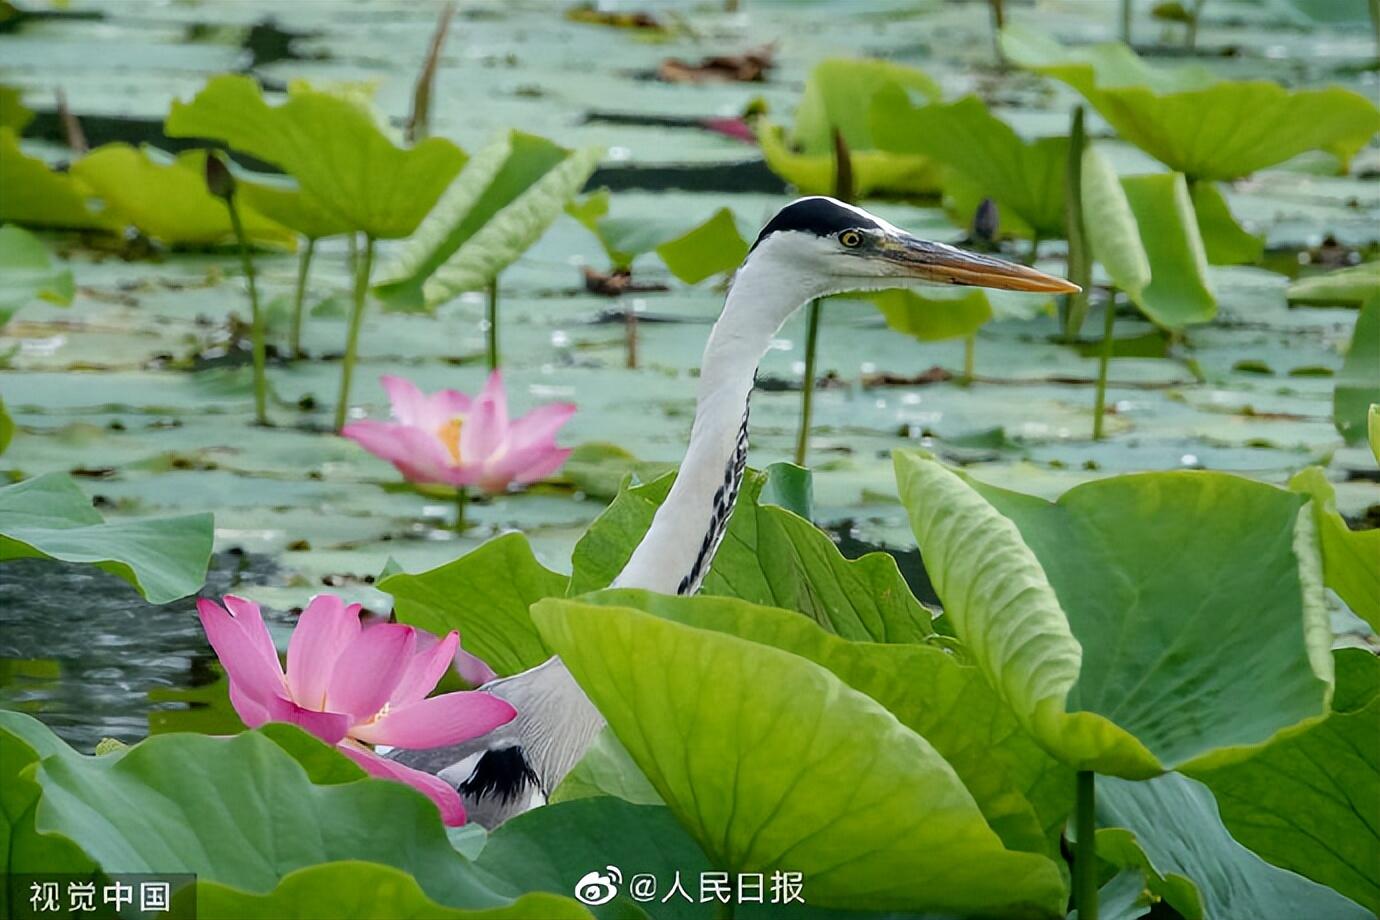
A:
[0,551,281,751]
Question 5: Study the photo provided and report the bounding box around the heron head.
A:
[747,196,1080,298]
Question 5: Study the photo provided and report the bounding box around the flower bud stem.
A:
[226,199,267,425]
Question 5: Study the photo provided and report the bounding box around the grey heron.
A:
[391,196,1079,827]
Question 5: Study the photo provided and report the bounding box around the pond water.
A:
[2,0,1377,747]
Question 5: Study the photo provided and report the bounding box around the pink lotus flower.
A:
[196,593,515,826]
[342,373,575,493]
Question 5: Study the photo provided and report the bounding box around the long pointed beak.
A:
[880,233,1081,294]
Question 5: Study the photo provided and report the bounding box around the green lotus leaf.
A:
[559,442,675,503]
[793,57,941,155]
[530,596,1068,915]
[758,121,943,199]
[0,712,95,880]
[1118,173,1215,328]
[8,715,550,910]
[654,207,748,285]
[1001,25,1380,179]
[1371,404,1380,465]
[478,798,706,920]
[1289,467,1380,631]
[1287,261,1380,308]
[375,130,601,311]
[165,74,466,239]
[551,728,664,806]
[1335,293,1380,445]
[1186,649,1379,913]
[196,863,592,920]
[0,127,119,231]
[565,188,640,269]
[0,473,212,604]
[0,223,74,327]
[381,531,569,677]
[238,173,354,240]
[571,469,933,644]
[1095,772,1370,919]
[1080,145,1150,301]
[0,84,33,132]
[894,451,1333,777]
[70,144,296,248]
[1190,181,1263,266]
[0,395,12,456]
[868,287,993,342]
[871,91,1067,239]
[581,588,1073,860]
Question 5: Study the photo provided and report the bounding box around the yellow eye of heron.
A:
[839,230,863,248]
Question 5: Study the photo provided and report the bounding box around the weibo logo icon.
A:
[574,866,623,905]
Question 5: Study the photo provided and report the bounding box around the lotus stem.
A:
[794,298,822,467]
[486,276,500,371]
[1026,233,1041,267]
[963,333,976,384]
[335,234,375,432]
[625,305,639,369]
[1074,770,1098,920]
[1371,0,1380,58]
[225,197,267,426]
[290,237,316,359]
[988,0,1006,63]
[1062,106,1091,340]
[1120,0,1132,44]
[1093,293,1117,441]
[453,486,468,533]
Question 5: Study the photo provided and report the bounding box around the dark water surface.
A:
[0,552,282,750]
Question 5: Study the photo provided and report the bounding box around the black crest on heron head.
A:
[750,197,880,252]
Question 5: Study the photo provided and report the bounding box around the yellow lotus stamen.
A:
[438,417,463,464]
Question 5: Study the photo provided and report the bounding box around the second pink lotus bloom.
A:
[342,372,575,493]
[197,593,515,826]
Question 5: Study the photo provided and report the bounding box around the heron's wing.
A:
[386,656,604,828]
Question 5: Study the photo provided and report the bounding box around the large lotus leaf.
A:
[1190,181,1263,266]
[530,596,1067,915]
[654,207,748,285]
[864,285,1052,343]
[165,74,465,239]
[1118,173,1215,328]
[579,588,1073,860]
[1095,772,1370,919]
[871,91,1067,239]
[70,145,296,248]
[238,173,354,240]
[478,797,708,920]
[871,287,992,342]
[376,130,601,310]
[894,451,1333,777]
[15,718,543,910]
[1080,145,1150,301]
[551,728,663,806]
[0,713,95,879]
[197,864,593,920]
[1186,649,1379,913]
[0,223,74,327]
[0,395,12,456]
[1335,294,1380,446]
[380,531,569,677]
[0,127,119,231]
[1001,26,1380,179]
[0,473,212,604]
[792,57,941,155]
[757,122,942,198]
[0,84,32,132]
[1287,261,1380,308]
[571,469,933,644]
[1289,468,1380,631]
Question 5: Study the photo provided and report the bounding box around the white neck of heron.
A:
[614,253,820,594]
